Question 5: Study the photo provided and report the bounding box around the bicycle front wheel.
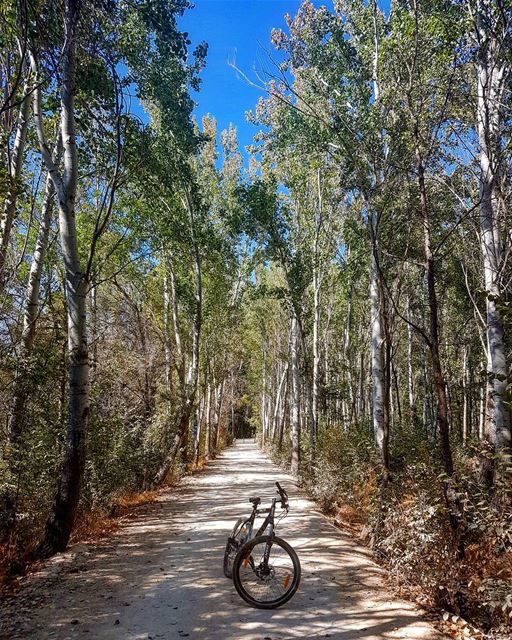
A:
[232,535,301,609]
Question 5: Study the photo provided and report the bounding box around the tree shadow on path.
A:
[0,442,445,640]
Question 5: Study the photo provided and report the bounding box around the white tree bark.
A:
[207,382,213,456]
[271,362,288,442]
[474,0,510,449]
[406,296,416,421]
[0,74,31,285]
[462,346,469,445]
[153,193,202,484]
[290,314,300,475]
[32,0,90,557]
[7,160,60,446]
[163,271,172,397]
[311,168,323,442]
[370,246,385,461]
[369,0,389,482]
[213,379,225,452]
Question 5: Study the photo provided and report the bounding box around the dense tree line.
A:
[0,0,246,563]
[235,0,512,630]
[0,0,511,634]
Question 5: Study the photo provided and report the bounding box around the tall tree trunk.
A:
[416,143,454,478]
[358,352,365,420]
[414,139,461,536]
[290,314,300,476]
[213,379,225,453]
[277,372,288,452]
[152,193,202,485]
[163,271,172,398]
[406,296,417,425]
[8,151,60,447]
[294,320,315,471]
[462,346,469,446]
[475,0,510,452]
[32,0,90,558]
[369,1,390,485]
[205,383,212,457]
[311,168,323,444]
[479,372,485,440]
[344,287,355,424]
[272,363,288,443]
[0,74,31,287]
[261,347,267,444]
[193,404,201,467]
[370,236,390,485]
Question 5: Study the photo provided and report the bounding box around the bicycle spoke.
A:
[237,539,296,605]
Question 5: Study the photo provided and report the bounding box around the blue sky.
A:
[178,0,390,161]
[180,1,306,158]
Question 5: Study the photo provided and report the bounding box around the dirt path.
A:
[0,442,445,640]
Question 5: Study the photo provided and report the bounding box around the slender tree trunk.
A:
[213,379,224,453]
[229,369,236,443]
[261,347,267,444]
[277,372,288,452]
[33,0,90,557]
[344,288,354,424]
[311,168,323,444]
[0,74,31,287]
[462,346,469,446]
[392,363,402,424]
[369,4,390,485]
[413,139,462,537]
[152,193,202,485]
[416,143,454,478]
[475,2,510,451]
[406,296,417,424]
[358,352,365,420]
[163,271,172,398]
[205,383,212,457]
[479,374,485,440]
[290,315,300,475]
[272,363,288,444]
[168,260,183,381]
[8,156,60,447]
[370,237,389,484]
[295,320,315,471]
[193,408,201,467]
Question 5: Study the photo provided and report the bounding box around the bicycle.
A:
[223,482,301,609]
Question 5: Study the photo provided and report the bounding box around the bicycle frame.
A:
[238,499,279,569]
[242,498,278,539]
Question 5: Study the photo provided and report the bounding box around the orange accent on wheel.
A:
[283,574,291,589]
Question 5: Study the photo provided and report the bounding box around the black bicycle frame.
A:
[242,498,276,534]
[241,499,278,567]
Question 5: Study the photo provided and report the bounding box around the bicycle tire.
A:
[223,517,244,578]
[232,535,301,609]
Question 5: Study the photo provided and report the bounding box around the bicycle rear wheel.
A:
[232,535,300,609]
[223,518,244,578]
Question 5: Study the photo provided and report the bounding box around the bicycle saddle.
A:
[249,497,261,506]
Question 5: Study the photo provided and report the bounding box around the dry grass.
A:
[310,474,512,639]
